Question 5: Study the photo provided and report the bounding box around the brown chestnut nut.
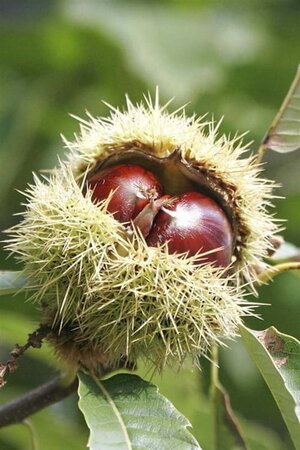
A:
[146,192,233,267]
[85,164,233,267]
[86,164,163,223]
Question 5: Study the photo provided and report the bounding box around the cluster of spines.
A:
[5,164,254,369]
[64,93,280,285]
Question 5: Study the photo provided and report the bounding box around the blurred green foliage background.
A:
[0,1,299,449]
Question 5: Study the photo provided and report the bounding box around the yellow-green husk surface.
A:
[6,94,279,372]
[6,165,253,372]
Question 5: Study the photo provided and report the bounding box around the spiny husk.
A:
[65,92,279,286]
[6,164,254,371]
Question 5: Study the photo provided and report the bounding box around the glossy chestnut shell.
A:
[84,149,236,268]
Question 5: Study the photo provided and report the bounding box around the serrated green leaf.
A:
[0,271,27,296]
[240,326,300,449]
[78,372,201,450]
[263,65,300,154]
[147,364,286,450]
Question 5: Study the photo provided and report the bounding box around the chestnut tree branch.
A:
[257,261,300,284]
[0,325,49,388]
[0,375,78,428]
